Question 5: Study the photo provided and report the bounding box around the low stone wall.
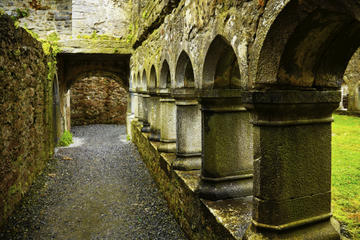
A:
[0,15,54,225]
[131,120,252,240]
[71,76,128,126]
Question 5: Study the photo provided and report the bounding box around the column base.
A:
[141,123,150,133]
[158,142,176,153]
[244,218,340,240]
[172,155,201,170]
[197,176,253,201]
[149,131,161,141]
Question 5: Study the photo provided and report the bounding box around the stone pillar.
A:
[158,89,177,152]
[138,93,145,124]
[148,89,161,141]
[172,89,201,170]
[197,90,253,200]
[244,90,340,240]
[65,90,71,131]
[133,92,139,120]
[141,94,151,132]
[126,92,135,138]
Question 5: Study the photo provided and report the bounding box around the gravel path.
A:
[1,125,187,240]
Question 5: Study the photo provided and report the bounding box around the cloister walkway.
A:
[0,125,186,240]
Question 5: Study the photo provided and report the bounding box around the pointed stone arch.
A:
[149,65,157,90]
[136,72,141,90]
[175,51,195,88]
[141,69,147,91]
[159,59,171,89]
[202,35,241,89]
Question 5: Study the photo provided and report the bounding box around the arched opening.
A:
[254,1,360,89]
[160,60,171,89]
[344,48,360,112]
[70,72,128,126]
[142,70,147,91]
[149,65,157,89]
[137,72,141,90]
[175,51,195,88]
[130,73,134,90]
[203,35,240,89]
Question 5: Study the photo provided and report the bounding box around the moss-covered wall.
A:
[128,0,180,47]
[0,0,72,39]
[130,0,261,89]
[0,15,55,226]
[71,75,128,126]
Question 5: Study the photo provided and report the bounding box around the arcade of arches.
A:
[2,0,360,239]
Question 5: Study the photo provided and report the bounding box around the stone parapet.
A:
[131,120,252,240]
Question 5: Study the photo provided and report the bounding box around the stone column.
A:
[141,94,151,132]
[126,91,135,137]
[172,89,201,170]
[148,89,161,141]
[197,90,253,200]
[133,92,139,120]
[158,89,176,152]
[137,93,145,124]
[244,90,340,240]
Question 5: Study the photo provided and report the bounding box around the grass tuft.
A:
[57,131,73,147]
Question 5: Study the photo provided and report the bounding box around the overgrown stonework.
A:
[0,15,55,225]
[71,75,128,125]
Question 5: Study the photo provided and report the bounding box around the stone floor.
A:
[0,124,187,240]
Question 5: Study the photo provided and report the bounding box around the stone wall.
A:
[71,75,128,126]
[344,49,360,112]
[129,0,180,47]
[0,15,54,225]
[0,0,72,39]
[72,0,131,38]
[129,0,259,89]
[1,0,132,41]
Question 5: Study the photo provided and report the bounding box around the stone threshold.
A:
[131,120,252,240]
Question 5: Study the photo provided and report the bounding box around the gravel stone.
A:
[0,124,187,240]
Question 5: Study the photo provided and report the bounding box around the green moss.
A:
[57,130,73,147]
[16,8,29,18]
[13,49,21,56]
[14,20,20,29]
[76,31,122,41]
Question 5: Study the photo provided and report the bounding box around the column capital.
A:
[244,90,341,126]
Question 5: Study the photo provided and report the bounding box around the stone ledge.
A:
[58,39,133,54]
[131,120,252,240]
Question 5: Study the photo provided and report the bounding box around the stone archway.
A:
[70,71,128,126]
[57,53,130,130]
[245,1,360,238]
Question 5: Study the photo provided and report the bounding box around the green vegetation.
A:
[76,31,122,41]
[16,8,29,18]
[57,131,74,147]
[332,114,360,239]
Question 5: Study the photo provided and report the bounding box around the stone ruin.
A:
[2,0,360,239]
